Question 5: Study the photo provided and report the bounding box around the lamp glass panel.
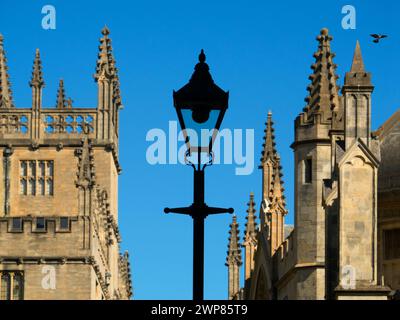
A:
[181,109,220,151]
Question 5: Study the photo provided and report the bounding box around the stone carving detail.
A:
[76,136,96,188]
[119,252,133,298]
[0,114,28,134]
[44,114,94,134]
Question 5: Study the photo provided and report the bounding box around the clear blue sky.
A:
[1,0,399,300]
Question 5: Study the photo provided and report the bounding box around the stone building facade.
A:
[0,28,132,300]
[226,28,399,300]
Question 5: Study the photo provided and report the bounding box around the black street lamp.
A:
[164,50,234,301]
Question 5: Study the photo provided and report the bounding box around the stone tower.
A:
[292,28,340,299]
[0,28,132,300]
[226,215,242,300]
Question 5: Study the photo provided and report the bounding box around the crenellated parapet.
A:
[0,216,89,257]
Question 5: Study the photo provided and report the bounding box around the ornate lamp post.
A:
[164,50,234,301]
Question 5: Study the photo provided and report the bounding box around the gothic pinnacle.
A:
[29,49,45,88]
[226,214,242,266]
[303,28,340,117]
[344,40,372,88]
[271,155,287,212]
[244,192,257,239]
[260,111,277,166]
[56,79,67,109]
[0,33,14,108]
[95,26,115,80]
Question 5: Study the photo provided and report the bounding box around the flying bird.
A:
[370,34,388,43]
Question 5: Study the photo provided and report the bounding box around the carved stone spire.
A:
[266,153,288,255]
[95,27,122,141]
[76,126,96,189]
[303,28,340,121]
[108,53,122,109]
[244,193,257,241]
[270,155,287,212]
[56,79,68,109]
[260,111,277,166]
[350,40,365,73]
[342,41,374,148]
[226,215,242,300]
[226,215,241,265]
[95,26,116,81]
[30,49,45,88]
[344,40,372,87]
[243,193,257,292]
[0,34,14,108]
[260,111,279,219]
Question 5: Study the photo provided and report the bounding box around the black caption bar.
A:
[0,300,394,319]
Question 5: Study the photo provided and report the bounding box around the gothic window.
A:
[0,272,24,300]
[20,161,54,196]
[304,158,312,184]
[384,229,400,260]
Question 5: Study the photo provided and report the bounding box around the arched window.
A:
[20,160,54,196]
[19,160,54,196]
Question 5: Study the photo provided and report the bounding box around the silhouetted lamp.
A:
[173,49,229,162]
[165,50,233,301]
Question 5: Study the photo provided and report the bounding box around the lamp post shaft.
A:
[193,213,204,300]
[193,169,205,301]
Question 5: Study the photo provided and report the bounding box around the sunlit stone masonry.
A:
[0,28,132,300]
[226,28,400,300]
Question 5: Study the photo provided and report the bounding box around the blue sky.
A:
[1,0,399,299]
